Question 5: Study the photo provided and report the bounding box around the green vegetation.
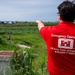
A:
[0,21,58,75]
[10,49,35,75]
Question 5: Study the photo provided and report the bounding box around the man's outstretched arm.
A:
[36,20,45,31]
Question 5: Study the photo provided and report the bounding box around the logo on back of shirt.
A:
[58,38,74,49]
[51,34,75,55]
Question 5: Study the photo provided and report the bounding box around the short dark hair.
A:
[57,1,75,22]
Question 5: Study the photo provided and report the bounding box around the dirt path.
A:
[17,44,30,48]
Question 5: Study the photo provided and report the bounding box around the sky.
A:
[0,0,73,22]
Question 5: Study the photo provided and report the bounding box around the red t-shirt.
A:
[40,22,75,75]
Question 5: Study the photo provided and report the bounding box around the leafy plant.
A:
[10,49,35,75]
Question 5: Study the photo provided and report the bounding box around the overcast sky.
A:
[0,0,73,22]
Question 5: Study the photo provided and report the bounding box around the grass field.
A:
[0,22,58,75]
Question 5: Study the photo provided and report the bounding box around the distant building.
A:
[0,21,16,24]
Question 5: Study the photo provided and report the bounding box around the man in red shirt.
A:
[36,1,75,75]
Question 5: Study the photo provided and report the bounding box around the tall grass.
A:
[0,35,19,50]
[10,48,49,75]
[10,49,35,75]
